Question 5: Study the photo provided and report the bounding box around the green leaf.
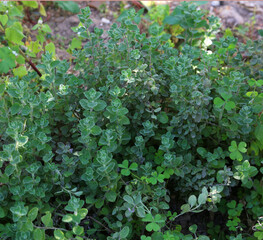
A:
[16,135,29,147]
[154,214,165,223]
[91,125,102,136]
[22,1,38,8]
[62,215,72,223]
[229,141,243,161]
[79,99,90,110]
[70,38,82,49]
[254,231,263,240]
[142,213,153,222]
[95,199,104,209]
[42,24,52,33]
[225,101,235,111]
[224,28,233,37]
[188,195,197,208]
[0,47,16,73]
[105,191,117,202]
[78,208,88,219]
[181,204,191,213]
[16,55,25,64]
[0,83,5,96]
[0,15,8,26]
[136,206,146,218]
[9,6,23,17]
[10,103,21,115]
[73,226,84,235]
[214,97,224,107]
[119,160,129,168]
[56,1,80,13]
[121,169,130,176]
[5,165,15,176]
[39,3,47,16]
[163,15,181,25]
[255,124,263,144]
[120,226,129,238]
[216,170,224,183]
[123,195,134,205]
[33,228,45,240]
[197,147,207,157]
[141,236,151,240]
[28,207,38,221]
[220,92,232,101]
[94,100,107,111]
[54,229,65,239]
[5,22,25,45]
[157,112,169,124]
[189,224,197,234]
[129,162,138,171]
[198,193,207,205]
[41,212,53,227]
[45,42,56,56]
[227,200,236,209]
[0,207,5,218]
[13,66,28,78]
[199,236,210,240]
[238,142,247,153]
[146,222,160,232]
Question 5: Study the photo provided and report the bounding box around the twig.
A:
[18,48,42,77]
[34,225,67,232]
[87,216,112,233]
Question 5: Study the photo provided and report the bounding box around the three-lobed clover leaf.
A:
[118,160,138,176]
[228,141,247,161]
[214,91,236,111]
[147,171,165,185]
[142,214,165,232]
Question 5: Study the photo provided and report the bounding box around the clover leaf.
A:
[214,91,236,111]
[118,160,138,176]
[229,141,247,161]
[142,214,165,232]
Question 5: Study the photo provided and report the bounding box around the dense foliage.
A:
[0,2,263,240]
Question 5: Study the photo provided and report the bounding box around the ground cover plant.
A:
[0,1,263,240]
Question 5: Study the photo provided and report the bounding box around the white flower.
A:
[204,37,212,47]
[12,51,18,56]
